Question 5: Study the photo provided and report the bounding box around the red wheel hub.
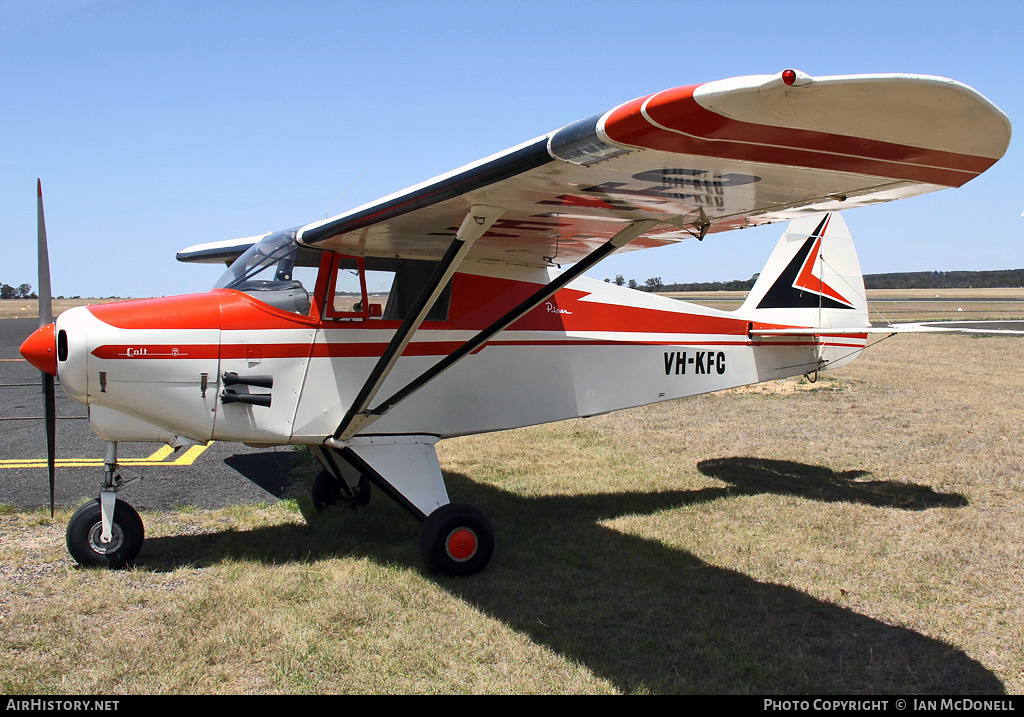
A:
[445,528,478,562]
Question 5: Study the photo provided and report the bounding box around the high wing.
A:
[265,70,1007,268]
[176,233,271,265]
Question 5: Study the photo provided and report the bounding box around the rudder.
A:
[738,212,868,331]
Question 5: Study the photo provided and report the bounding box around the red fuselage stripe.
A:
[91,337,866,361]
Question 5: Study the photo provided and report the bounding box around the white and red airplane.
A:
[20,70,1011,575]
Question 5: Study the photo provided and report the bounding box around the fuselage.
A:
[28,258,863,447]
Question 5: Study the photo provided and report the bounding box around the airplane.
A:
[19,69,1011,576]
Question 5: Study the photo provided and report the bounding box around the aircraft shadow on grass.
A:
[697,457,968,510]
[139,458,996,694]
[222,451,295,497]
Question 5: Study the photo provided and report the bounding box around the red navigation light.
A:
[781,69,797,86]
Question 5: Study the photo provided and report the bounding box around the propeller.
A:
[35,179,56,516]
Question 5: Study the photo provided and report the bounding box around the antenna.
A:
[326,164,371,218]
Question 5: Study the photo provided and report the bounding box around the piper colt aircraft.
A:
[20,70,1011,575]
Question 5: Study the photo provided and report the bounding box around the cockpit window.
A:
[215,229,321,315]
[325,255,451,322]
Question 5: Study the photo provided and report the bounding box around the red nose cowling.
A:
[21,323,57,376]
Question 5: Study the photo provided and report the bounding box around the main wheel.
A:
[419,503,494,576]
[311,469,370,512]
[66,498,144,568]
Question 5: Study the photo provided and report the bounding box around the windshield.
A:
[215,229,321,314]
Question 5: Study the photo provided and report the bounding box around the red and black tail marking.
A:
[756,214,855,310]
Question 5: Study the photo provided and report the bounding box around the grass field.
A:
[2,294,1023,694]
[0,298,128,320]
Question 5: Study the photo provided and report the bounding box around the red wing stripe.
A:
[601,86,995,187]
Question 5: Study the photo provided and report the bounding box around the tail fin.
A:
[738,212,868,330]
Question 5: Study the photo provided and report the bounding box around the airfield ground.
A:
[667,287,1024,321]
[1,293,1022,694]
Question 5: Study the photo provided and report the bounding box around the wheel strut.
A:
[65,440,146,568]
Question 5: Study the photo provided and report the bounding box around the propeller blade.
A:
[43,373,56,517]
[37,179,56,516]
[37,179,52,327]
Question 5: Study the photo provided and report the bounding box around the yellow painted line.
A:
[147,445,175,461]
[0,441,213,469]
[0,358,27,362]
[171,443,210,465]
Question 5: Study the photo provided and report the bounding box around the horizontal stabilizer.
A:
[749,327,892,337]
[885,322,1024,335]
[750,322,1024,338]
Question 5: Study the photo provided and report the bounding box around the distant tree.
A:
[627,278,638,290]
[614,274,625,286]
[603,277,610,282]
[0,284,16,299]
[644,277,664,292]
[658,268,1024,293]
[17,283,32,298]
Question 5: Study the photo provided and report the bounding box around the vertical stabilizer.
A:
[738,213,868,331]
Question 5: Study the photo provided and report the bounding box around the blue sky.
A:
[2,0,1023,297]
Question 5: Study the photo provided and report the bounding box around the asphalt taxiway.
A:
[1,318,297,511]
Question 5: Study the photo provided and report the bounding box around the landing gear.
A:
[64,440,146,569]
[317,437,497,576]
[419,503,494,577]
[311,469,370,511]
[66,498,144,568]
[309,445,373,512]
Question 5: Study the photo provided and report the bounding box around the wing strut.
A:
[333,205,506,439]
[329,218,658,442]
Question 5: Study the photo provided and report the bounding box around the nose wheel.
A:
[66,498,144,568]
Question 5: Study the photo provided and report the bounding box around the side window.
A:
[382,260,451,322]
[327,256,394,319]
[329,257,362,314]
[288,265,321,314]
[323,256,450,322]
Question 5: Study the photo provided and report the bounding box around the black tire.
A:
[66,498,144,568]
[311,469,370,512]
[419,503,494,576]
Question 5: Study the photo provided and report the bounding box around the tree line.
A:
[861,269,1024,289]
[607,269,1024,292]
[0,283,36,299]
[7,268,1024,301]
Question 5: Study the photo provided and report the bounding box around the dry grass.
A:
[668,289,1024,321]
[439,333,1024,693]
[2,296,1023,693]
[0,502,610,694]
[0,299,130,320]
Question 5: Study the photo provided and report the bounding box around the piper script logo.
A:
[545,302,572,315]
